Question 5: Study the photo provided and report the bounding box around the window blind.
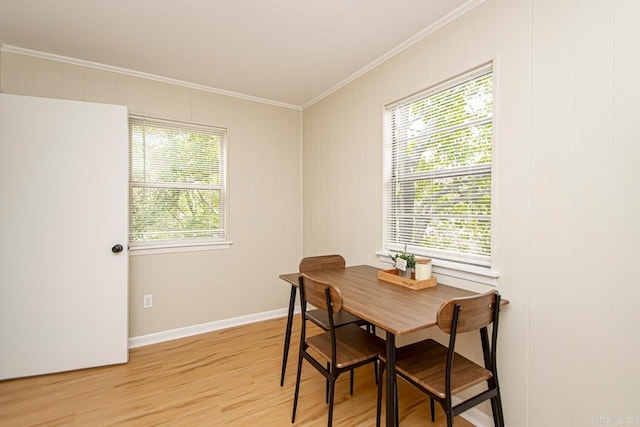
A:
[129,115,227,245]
[383,65,493,266]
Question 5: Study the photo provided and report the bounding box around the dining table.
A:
[279,264,484,427]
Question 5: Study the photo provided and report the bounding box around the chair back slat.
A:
[437,290,498,334]
[299,255,346,273]
[299,273,343,313]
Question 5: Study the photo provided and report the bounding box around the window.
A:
[129,116,227,249]
[383,64,493,267]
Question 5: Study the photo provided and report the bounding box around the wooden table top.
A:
[279,264,478,336]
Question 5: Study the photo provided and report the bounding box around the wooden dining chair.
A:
[280,255,372,390]
[376,290,505,427]
[299,255,364,331]
[292,273,385,427]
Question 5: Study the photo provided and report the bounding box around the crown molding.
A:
[0,44,302,111]
[2,0,484,112]
[301,0,486,110]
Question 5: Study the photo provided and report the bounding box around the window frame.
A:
[128,115,231,254]
[382,63,496,277]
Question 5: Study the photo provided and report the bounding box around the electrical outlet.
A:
[143,294,153,309]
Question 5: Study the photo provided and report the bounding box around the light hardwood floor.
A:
[0,317,474,426]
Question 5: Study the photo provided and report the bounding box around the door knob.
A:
[111,244,124,253]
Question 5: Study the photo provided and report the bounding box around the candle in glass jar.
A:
[415,258,432,281]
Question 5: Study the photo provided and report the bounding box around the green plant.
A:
[390,245,416,269]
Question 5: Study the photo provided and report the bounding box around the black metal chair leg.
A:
[374,360,378,384]
[446,411,453,427]
[328,377,336,427]
[497,393,505,427]
[372,326,379,385]
[325,362,330,403]
[350,368,354,395]
[291,350,304,422]
[491,393,505,427]
[367,323,378,385]
[430,397,435,422]
[280,285,297,386]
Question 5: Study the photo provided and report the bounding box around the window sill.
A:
[375,250,499,286]
[129,241,233,256]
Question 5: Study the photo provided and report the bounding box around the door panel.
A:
[0,94,128,380]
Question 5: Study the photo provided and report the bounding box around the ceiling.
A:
[0,0,472,108]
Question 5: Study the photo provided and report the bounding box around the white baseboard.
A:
[128,307,298,349]
[127,308,497,427]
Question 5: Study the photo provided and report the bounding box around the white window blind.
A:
[383,65,493,266]
[129,115,227,246]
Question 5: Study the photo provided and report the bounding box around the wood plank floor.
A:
[0,317,474,426]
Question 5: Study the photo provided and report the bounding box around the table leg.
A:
[280,284,297,386]
[385,332,396,427]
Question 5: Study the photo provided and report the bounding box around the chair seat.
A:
[380,339,492,399]
[307,324,384,369]
[306,308,366,330]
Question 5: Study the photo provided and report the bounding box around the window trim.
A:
[375,249,499,286]
[128,114,230,253]
[129,240,232,256]
[382,63,495,271]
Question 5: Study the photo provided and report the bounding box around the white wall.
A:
[2,0,639,423]
[302,0,640,425]
[0,50,302,339]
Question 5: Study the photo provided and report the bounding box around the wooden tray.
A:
[377,269,437,290]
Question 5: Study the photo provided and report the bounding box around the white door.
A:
[0,94,129,380]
